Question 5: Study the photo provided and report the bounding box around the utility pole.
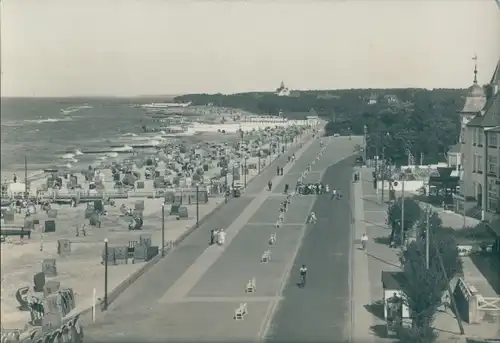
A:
[363,125,368,164]
[24,156,28,199]
[426,206,430,270]
[401,175,405,248]
[381,147,385,204]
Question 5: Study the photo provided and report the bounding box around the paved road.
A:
[264,156,356,343]
[84,135,362,342]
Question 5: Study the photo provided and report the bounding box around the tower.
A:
[458,55,487,145]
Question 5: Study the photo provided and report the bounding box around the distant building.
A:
[383,94,399,104]
[367,93,378,105]
[455,58,500,220]
[275,81,291,97]
[317,92,340,100]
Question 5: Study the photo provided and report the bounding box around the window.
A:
[488,180,498,213]
[488,155,498,175]
[477,155,483,173]
[473,154,477,172]
[478,129,484,146]
[473,129,477,145]
[489,132,498,147]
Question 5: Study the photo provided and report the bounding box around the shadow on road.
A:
[364,300,385,320]
[363,220,388,230]
[369,324,388,338]
[366,252,401,269]
[373,235,392,245]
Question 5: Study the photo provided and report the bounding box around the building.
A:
[455,58,500,220]
[383,94,399,104]
[275,81,291,97]
[367,93,378,105]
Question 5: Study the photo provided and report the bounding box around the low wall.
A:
[376,180,424,192]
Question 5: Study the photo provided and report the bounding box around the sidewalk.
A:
[355,167,500,342]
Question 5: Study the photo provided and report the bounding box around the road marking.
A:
[158,139,316,304]
[166,296,283,304]
[257,142,333,341]
[246,222,305,227]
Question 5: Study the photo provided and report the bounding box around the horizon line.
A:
[0,87,469,99]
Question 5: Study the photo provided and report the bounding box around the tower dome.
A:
[460,56,487,114]
[467,83,485,97]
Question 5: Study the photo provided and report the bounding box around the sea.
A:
[0,98,169,179]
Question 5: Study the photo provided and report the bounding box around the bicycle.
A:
[299,274,306,288]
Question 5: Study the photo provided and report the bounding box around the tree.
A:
[387,198,422,244]
[397,216,462,343]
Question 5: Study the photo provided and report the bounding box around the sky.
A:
[1,0,500,97]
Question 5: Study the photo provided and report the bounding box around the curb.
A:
[76,137,312,318]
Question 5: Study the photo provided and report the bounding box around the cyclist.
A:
[299,265,308,287]
[331,188,337,200]
[308,211,317,223]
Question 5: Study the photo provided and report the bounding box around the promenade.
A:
[354,168,500,342]
[84,136,363,342]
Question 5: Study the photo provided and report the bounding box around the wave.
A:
[105,152,119,158]
[24,117,72,124]
[74,149,84,156]
[121,132,138,137]
[112,144,133,152]
[61,104,93,115]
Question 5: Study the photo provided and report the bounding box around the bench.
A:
[269,233,276,245]
[0,228,31,239]
[261,250,271,263]
[245,277,256,293]
[234,303,248,320]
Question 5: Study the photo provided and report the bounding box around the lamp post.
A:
[401,167,406,248]
[224,166,228,204]
[232,163,235,189]
[196,183,199,228]
[363,125,368,164]
[161,204,165,257]
[24,156,28,200]
[258,151,261,174]
[244,156,248,187]
[426,205,431,270]
[103,238,108,311]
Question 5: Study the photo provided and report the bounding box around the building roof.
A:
[466,93,500,128]
[490,59,500,88]
[460,85,487,113]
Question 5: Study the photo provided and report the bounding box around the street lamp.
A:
[196,183,199,228]
[363,125,368,163]
[103,238,108,311]
[258,151,261,174]
[425,205,431,270]
[161,204,165,257]
[244,156,248,187]
[224,166,228,204]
